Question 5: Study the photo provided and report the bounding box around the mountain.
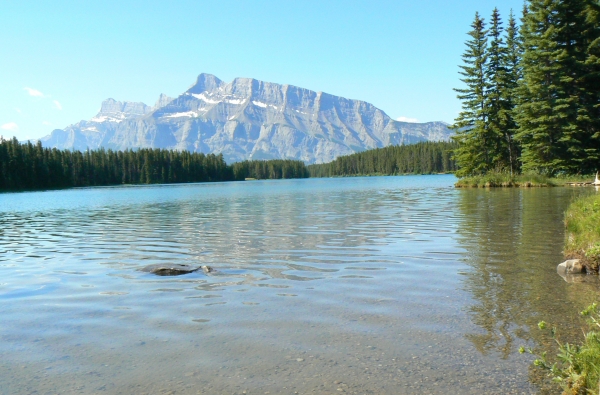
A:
[40,73,453,164]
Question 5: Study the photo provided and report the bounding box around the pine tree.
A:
[483,8,522,176]
[579,0,600,173]
[484,8,508,171]
[516,0,595,174]
[451,12,491,176]
[501,10,522,175]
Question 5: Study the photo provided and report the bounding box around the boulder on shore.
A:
[557,259,584,275]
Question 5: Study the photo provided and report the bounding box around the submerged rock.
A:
[140,264,214,276]
[557,259,584,275]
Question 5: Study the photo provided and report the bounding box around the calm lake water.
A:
[1,175,599,394]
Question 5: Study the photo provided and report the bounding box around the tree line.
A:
[0,137,457,192]
[232,159,309,180]
[0,137,309,192]
[453,1,600,177]
[307,141,457,178]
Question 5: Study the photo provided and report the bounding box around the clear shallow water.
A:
[1,175,598,394]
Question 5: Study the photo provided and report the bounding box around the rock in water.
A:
[140,264,200,276]
[557,259,584,275]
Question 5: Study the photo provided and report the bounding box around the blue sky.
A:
[1,0,525,141]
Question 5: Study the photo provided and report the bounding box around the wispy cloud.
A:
[24,87,45,97]
[42,121,52,126]
[15,108,22,114]
[1,122,19,131]
[23,88,63,112]
[397,116,419,123]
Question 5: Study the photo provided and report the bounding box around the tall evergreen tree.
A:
[485,8,510,172]
[579,0,600,173]
[451,13,491,176]
[516,0,597,174]
[501,10,523,175]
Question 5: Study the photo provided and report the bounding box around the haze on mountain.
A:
[41,74,453,164]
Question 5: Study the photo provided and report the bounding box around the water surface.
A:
[1,176,598,394]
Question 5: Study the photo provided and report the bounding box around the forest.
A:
[0,137,308,192]
[0,137,456,192]
[452,1,600,176]
[307,141,457,178]
[231,159,309,180]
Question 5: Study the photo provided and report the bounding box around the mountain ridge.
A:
[41,73,453,164]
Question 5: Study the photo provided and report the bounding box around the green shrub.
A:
[521,303,600,394]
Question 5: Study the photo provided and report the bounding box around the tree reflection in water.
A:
[456,187,599,362]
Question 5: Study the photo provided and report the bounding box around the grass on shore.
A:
[455,172,595,188]
[565,193,600,273]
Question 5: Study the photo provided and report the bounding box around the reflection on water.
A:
[0,176,598,394]
[456,187,600,392]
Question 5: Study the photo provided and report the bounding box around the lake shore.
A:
[455,173,594,188]
[565,193,600,273]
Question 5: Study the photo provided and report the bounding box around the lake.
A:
[1,175,598,394]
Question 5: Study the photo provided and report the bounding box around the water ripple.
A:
[0,176,583,394]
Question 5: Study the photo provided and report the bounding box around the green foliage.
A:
[306,141,457,178]
[521,303,600,394]
[585,244,600,259]
[514,0,600,175]
[452,9,523,177]
[498,10,522,175]
[454,2,600,177]
[454,171,554,187]
[451,12,492,176]
[486,9,514,173]
[565,193,600,270]
[0,137,309,192]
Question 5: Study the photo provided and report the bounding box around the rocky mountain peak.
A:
[41,73,453,164]
[154,93,173,109]
[97,98,152,119]
[188,73,223,94]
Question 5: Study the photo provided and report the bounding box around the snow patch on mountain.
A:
[163,111,197,118]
